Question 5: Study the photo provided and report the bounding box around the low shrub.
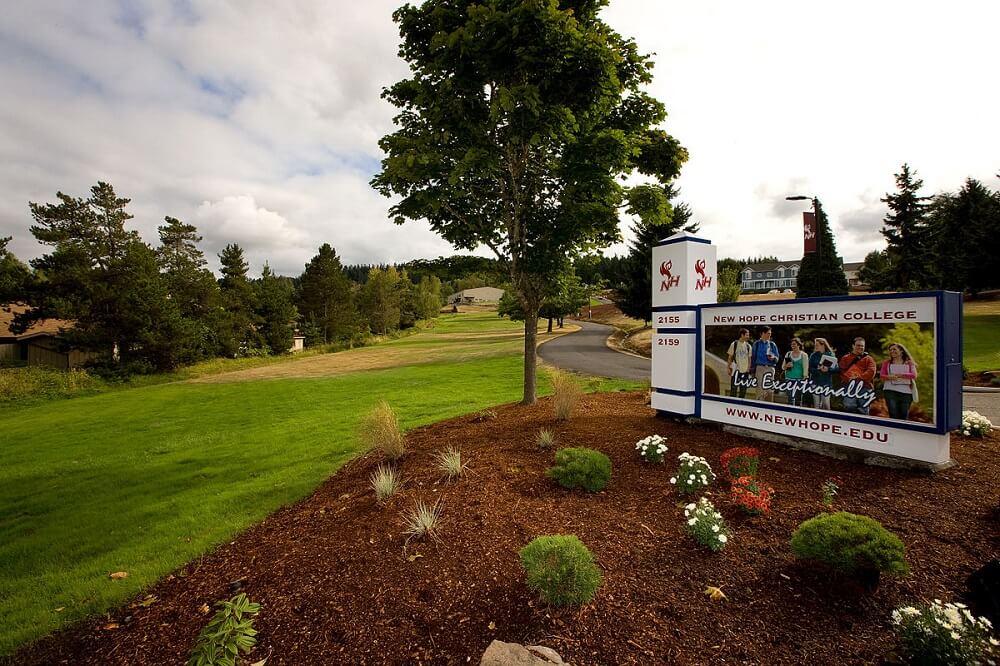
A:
[634,434,668,464]
[791,512,909,577]
[547,447,611,492]
[403,499,443,543]
[359,400,406,460]
[370,464,401,504]
[669,452,716,495]
[536,428,556,450]
[519,535,602,606]
[434,447,468,480]
[893,600,999,665]
[959,410,994,438]
[549,369,582,421]
[730,475,774,515]
[720,447,759,479]
[186,593,261,666]
[684,498,730,552]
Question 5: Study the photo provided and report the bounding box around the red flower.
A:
[720,447,760,480]
[731,475,773,515]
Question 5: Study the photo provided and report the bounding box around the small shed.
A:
[0,304,97,369]
[446,286,505,305]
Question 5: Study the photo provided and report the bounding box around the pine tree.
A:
[615,187,698,322]
[880,164,931,290]
[927,178,1000,295]
[217,243,261,356]
[0,237,30,304]
[296,243,358,344]
[795,199,849,298]
[255,264,297,354]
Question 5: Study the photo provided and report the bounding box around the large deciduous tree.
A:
[795,199,849,298]
[372,0,686,403]
[880,163,931,290]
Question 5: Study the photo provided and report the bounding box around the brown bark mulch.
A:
[9,392,999,665]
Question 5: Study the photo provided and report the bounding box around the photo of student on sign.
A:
[703,321,934,424]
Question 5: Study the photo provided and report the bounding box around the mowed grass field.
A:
[0,312,639,655]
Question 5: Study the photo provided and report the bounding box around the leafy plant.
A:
[820,476,843,507]
[186,593,262,666]
[535,428,557,450]
[634,434,668,464]
[434,447,467,480]
[403,499,443,543]
[959,410,994,437]
[369,464,401,504]
[730,476,774,515]
[669,452,716,495]
[791,512,909,577]
[893,600,999,665]
[550,369,582,421]
[519,535,602,606]
[719,447,759,479]
[684,498,730,552]
[358,400,405,460]
[547,447,612,492]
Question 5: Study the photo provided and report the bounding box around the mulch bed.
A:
[9,392,999,665]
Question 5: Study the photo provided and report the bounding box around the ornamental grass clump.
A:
[550,369,582,421]
[791,512,909,579]
[684,498,730,552]
[547,447,612,492]
[369,464,401,504]
[359,400,406,460]
[635,434,668,464]
[959,410,994,438]
[186,593,261,666]
[519,535,602,607]
[434,446,468,480]
[892,600,999,666]
[719,447,759,480]
[730,476,774,515]
[669,452,716,495]
[536,428,557,450]
[403,499,443,543]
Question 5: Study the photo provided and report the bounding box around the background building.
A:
[740,260,866,293]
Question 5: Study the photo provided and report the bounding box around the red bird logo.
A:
[695,259,706,279]
[659,260,672,278]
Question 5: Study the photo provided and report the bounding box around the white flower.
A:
[891,610,901,624]
[687,518,697,525]
[950,631,961,641]
[711,525,720,532]
[714,512,722,519]
[989,637,999,647]
[685,503,696,511]
[670,477,676,484]
[718,534,728,543]
[688,475,696,481]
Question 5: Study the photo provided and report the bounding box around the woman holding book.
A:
[880,342,918,420]
[808,338,838,410]
[782,337,809,406]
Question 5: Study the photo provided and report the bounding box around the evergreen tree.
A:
[296,243,358,344]
[880,164,931,290]
[217,243,261,356]
[927,178,1000,295]
[615,188,697,323]
[156,217,220,361]
[858,249,893,292]
[255,263,297,354]
[795,198,849,298]
[359,266,401,335]
[396,269,418,329]
[0,237,30,304]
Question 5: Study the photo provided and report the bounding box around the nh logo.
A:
[694,259,713,291]
[659,261,680,291]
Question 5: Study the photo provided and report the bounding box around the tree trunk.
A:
[522,311,538,404]
[547,317,553,333]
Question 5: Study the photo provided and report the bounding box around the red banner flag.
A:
[803,211,817,254]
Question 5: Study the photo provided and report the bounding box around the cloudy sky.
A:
[2,1,997,276]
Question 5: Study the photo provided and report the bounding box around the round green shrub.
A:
[519,535,602,606]
[546,447,612,492]
[790,511,909,576]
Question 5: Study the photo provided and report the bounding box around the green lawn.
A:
[964,314,1000,372]
[0,313,639,655]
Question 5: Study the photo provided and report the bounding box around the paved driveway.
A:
[538,320,649,380]
[962,391,1000,426]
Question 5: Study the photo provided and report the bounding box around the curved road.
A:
[538,319,649,380]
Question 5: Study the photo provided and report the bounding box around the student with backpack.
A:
[749,326,780,402]
[726,328,752,398]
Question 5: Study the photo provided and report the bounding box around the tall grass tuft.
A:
[359,400,406,460]
[0,367,103,403]
[434,447,467,480]
[369,464,401,504]
[403,499,443,543]
[549,369,582,421]
[536,428,556,450]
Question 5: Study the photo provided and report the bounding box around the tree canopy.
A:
[372,0,686,402]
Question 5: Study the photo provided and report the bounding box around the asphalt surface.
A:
[538,319,649,381]
[962,391,1000,426]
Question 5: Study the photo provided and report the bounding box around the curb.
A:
[566,318,650,361]
[963,386,1000,394]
